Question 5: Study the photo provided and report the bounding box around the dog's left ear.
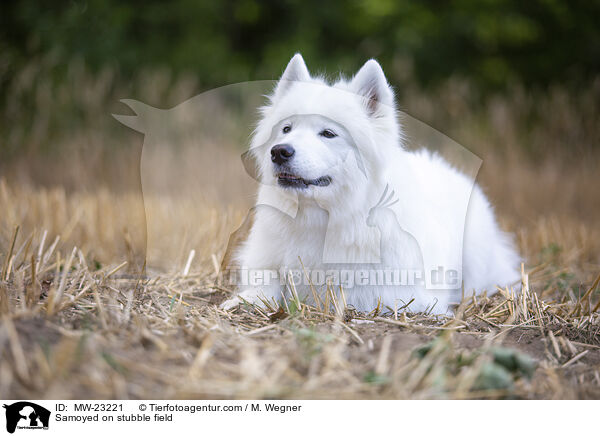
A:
[350,59,395,115]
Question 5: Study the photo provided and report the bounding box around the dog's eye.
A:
[282,125,292,134]
[320,129,337,138]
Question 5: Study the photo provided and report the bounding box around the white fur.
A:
[221,54,521,314]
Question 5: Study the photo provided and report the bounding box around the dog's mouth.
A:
[277,172,332,189]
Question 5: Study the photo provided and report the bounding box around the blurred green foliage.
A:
[1,0,599,165]
[2,0,599,92]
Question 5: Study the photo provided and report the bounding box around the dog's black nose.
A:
[271,144,295,165]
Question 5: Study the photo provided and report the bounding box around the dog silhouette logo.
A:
[3,402,50,433]
[113,77,488,313]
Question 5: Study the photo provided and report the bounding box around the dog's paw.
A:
[220,297,239,310]
[219,289,268,311]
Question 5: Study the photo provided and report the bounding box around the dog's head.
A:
[249,54,401,208]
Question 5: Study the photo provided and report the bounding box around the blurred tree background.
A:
[3,0,600,91]
[0,0,599,185]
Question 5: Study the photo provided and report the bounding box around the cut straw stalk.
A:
[26,254,37,307]
[571,272,600,316]
[299,257,323,311]
[46,246,77,315]
[561,350,589,368]
[13,231,34,271]
[338,320,364,345]
[2,225,19,280]
[38,236,60,275]
[182,249,196,276]
[104,261,128,280]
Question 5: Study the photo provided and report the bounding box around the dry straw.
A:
[0,178,599,399]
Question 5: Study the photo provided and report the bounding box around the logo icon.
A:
[3,402,50,434]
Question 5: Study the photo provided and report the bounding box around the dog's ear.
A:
[273,53,310,99]
[350,59,395,115]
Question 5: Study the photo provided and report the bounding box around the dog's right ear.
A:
[273,53,310,100]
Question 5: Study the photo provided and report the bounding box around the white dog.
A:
[221,54,520,314]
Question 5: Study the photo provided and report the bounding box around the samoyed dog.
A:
[221,54,520,314]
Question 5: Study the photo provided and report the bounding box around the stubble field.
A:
[1,71,599,399]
